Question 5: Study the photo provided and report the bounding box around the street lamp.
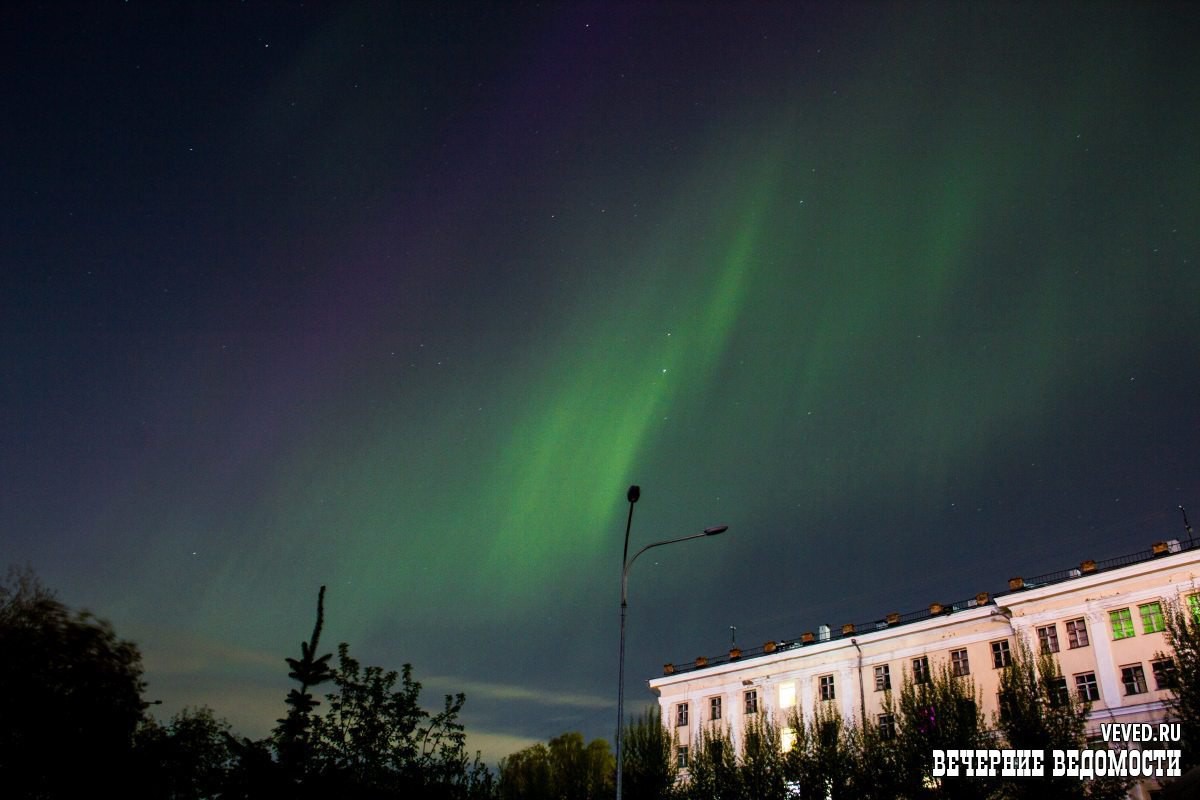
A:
[616,484,727,800]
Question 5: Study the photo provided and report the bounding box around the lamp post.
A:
[616,484,727,800]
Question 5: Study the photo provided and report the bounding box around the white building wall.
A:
[649,542,1200,797]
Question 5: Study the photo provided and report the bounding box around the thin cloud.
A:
[424,676,612,710]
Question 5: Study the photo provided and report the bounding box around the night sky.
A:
[3,1,1198,763]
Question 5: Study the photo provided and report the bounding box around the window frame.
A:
[877,713,896,741]
[1037,624,1060,654]
[676,745,689,769]
[1074,671,1100,702]
[744,689,759,715]
[676,703,689,727]
[991,639,1012,669]
[1047,676,1069,707]
[950,648,970,677]
[912,656,930,685]
[1152,658,1178,690]
[1066,617,1090,649]
[1110,608,1136,640]
[819,673,836,702]
[1140,602,1166,634]
[874,664,891,692]
[1120,664,1148,696]
[709,695,722,721]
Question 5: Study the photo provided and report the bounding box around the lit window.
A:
[744,690,758,715]
[676,745,689,768]
[676,703,689,727]
[877,713,896,741]
[709,696,722,720]
[1140,602,1165,634]
[1066,618,1089,648]
[781,727,797,753]
[1037,624,1060,653]
[950,649,970,677]
[1074,672,1100,701]
[1110,608,1135,640]
[1121,664,1148,695]
[819,674,836,701]
[912,656,930,684]
[874,664,891,691]
[778,682,796,709]
[991,639,1012,669]
[1189,594,1200,623]
[1152,659,1178,690]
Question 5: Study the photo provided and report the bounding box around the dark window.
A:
[744,690,758,715]
[950,649,970,677]
[1066,618,1089,648]
[1074,672,1100,702]
[991,639,1012,668]
[1152,659,1178,690]
[819,674,836,701]
[912,656,930,684]
[676,703,689,727]
[676,746,689,769]
[1047,676,1069,707]
[1121,665,1147,695]
[1037,625,1060,653]
[878,713,895,741]
[709,696,722,720]
[874,664,890,691]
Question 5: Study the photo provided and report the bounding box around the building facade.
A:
[649,539,1200,797]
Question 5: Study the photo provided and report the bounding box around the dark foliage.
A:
[134,707,236,799]
[620,706,677,800]
[0,566,146,798]
[498,732,614,800]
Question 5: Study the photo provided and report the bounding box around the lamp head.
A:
[704,525,729,536]
[627,485,641,503]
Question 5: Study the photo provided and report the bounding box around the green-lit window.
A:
[1110,608,1135,640]
[1140,602,1165,634]
[1189,594,1200,623]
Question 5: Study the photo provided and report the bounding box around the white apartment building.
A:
[649,539,1200,798]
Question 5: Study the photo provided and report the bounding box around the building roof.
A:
[656,536,1198,679]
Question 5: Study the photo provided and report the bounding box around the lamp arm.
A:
[621,532,710,606]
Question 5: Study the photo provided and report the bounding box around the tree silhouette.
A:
[134,706,235,799]
[994,639,1129,800]
[274,584,335,777]
[499,732,614,800]
[620,706,677,800]
[0,566,146,797]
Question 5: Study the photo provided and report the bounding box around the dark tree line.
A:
[0,569,492,799]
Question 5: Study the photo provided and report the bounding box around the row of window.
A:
[872,640,1013,691]
[1036,617,1090,652]
[1110,602,1165,639]
[675,690,760,727]
[1123,659,1176,695]
[673,603,1176,730]
[674,662,1178,769]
